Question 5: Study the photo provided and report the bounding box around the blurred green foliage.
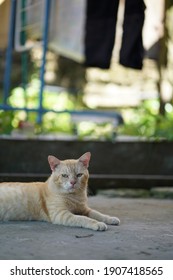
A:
[118,100,173,140]
[0,81,114,140]
[1,81,173,140]
[0,110,14,134]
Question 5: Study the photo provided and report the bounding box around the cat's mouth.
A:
[66,184,78,192]
[69,185,77,190]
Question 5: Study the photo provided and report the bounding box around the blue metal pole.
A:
[37,0,51,123]
[3,0,17,105]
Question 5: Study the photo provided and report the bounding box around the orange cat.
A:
[0,152,120,231]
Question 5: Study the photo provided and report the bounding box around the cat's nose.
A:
[70,180,77,186]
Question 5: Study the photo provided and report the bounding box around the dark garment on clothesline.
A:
[85,0,145,70]
[119,0,146,69]
[85,0,119,69]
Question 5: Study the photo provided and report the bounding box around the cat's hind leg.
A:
[87,209,120,226]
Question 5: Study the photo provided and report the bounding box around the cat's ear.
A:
[48,155,60,171]
[79,152,91,168]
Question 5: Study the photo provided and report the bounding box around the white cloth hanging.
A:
[49,0,86,63]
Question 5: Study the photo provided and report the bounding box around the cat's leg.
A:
[87,208,120,226]
[51,210,107,231]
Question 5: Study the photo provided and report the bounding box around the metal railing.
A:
[0,0,123,131]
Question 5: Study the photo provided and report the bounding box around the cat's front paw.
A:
[94,222,107,231]
[107,216,120,226]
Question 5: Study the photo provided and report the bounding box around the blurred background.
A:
[1,0,173,140]
[0,0,173,197]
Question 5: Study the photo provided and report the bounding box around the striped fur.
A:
[0,152,120,231]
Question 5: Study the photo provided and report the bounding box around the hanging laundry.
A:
[14,0,146,70]
[84,0,119,69]
[50,0,86,63]
[84,0,145,69]
[119,0,146,69]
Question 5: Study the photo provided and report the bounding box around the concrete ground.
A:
[0,195,173,260]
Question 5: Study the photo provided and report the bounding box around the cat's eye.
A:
[62,174,68,178]
[77,173,83,178]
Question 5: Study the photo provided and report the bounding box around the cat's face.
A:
[48,152,91,193]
